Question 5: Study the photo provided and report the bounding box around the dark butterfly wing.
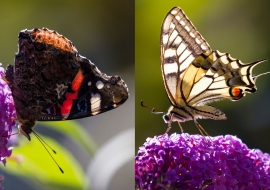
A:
[5,28,129,122]
[44,56,129,120]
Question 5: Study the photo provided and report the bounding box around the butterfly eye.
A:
[163,114,171,123]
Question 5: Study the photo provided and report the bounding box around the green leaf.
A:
[1,135,88,190]
[38,120,97,156]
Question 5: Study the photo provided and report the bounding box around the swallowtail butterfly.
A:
[158,7,269,134]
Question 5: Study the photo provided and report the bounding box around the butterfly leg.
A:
[165,122,172,134]
[193,119,213,143]
[193,119,209,137]
[177,122,184,133]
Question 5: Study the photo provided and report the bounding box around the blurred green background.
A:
[0,0,134,190]
[2,0,270,188]
[136,0,270,153]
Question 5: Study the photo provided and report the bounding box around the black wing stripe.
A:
[186,51,265,105]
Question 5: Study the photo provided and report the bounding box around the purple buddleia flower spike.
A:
[0,64,16,165]
[135,133,270,190]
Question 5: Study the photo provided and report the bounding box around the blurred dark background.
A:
[136,0,270,154]
[0,1,134,190]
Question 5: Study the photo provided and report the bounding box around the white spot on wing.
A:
[201,44,207,50]
[171,9,177,15]
[90,93,101,115]
[163,34,169,45]
[220,56,229,65]
[185,25,190,32]
[88,81,92,86]
[164,48,176,60]
[240,66,249,76]
[180,20,185,26]
[195,38,201,44]
[230,61,239,69]
[164,62,178,75]
[96,81,104,89]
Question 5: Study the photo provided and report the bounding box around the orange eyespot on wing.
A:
[230,87,243,100]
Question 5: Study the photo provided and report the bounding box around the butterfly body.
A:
[5,28,129,140]
[160,7,269,133]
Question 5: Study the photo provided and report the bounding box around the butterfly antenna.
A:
[251,59,270,80]
[141,100,164,114]
[32,130,64,173]
[253,71,270,81]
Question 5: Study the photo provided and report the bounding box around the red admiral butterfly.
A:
[4,28,129,141]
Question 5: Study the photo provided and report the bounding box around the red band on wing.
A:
[60,100,73,115]
[59,69,84,116]
[65,92,78,100]
[72,69,84,91]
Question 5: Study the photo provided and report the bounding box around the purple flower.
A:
[135,133,270,190]
[0,64,16,165]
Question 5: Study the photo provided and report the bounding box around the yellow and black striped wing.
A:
[183,50,266,106]
[161,7,267,107]
[161,7,211,106]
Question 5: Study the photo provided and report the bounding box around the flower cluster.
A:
[135,133,270,189]
[0,65,16,165]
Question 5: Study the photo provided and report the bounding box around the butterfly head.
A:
[163,106,192,124]
[17,119,36,141]
[163,114,171,124]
